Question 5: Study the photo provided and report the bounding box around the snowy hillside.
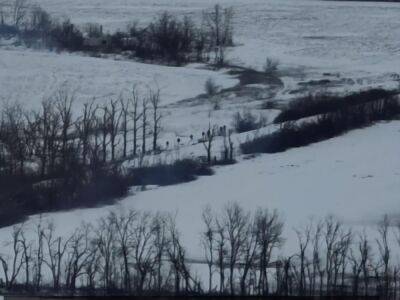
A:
[34,0,400,76]
[0,0,399,295]
[1,120,399,257]
[0,49,238,111]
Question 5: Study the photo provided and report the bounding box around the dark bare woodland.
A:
[0,204,398,299]
[0,1,234,66]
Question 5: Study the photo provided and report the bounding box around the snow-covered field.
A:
[34,0,400,77]
[0,0,400,270]
[1,121,399,258]
[1,0,398,120]
[0,49,238,111]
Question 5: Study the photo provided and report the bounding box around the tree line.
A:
[0,0,234,66]
[0,203,399,299]
[273,89,399,124]
[0,85,236,227]
[0,86,160,225]
[241,89,400,154]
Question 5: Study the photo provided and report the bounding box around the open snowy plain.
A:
[34,0,400,75]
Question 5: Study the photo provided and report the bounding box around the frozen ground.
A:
[0,48,238,111]
[2,0,400,123]
[1,121,399,259]
[34,0,400,78]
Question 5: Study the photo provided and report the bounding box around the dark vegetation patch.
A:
[299,78,357,88]
[170,64,282,109]
[0,167,128,227]
[298,79,332,86]
[261,100,278,110]
[0,87,226,228]
[127,159,213,187]
[242,90,400,154]
[274,89,398,123]
[0,4,234,66]
[0,159,214,228]
[232,110,267,133]
[226,66,283,87]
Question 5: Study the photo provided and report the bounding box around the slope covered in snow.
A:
[1,121,398,257]
[34,0,400,78]
[0,48,238,111]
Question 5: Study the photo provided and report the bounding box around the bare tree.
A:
[222,127,234,162]
[19,226,32,289]
[337,229,352,294]
[201,205,215,293]
[153,212,169,292]
[43,222,71,289]
[202,123,217,164]
[203,4,234,67]
[349,231,371,297]
[107,99,122,161]
[55,89,75,171]
[12,0,28,28]
[255,208,284,295]
[215,218,226,293]
[0,225,24,289]
[65,224,91,291]
[95,213,117,290]
[392,222,400,298]
[99,105,109,163]
[311,221,324,297]
[29,4,52,36]
[112,209,136,292]
[119,96,130,158]
[23,109,40,160]
[35,99,60,176]
[239,213,258,295]
[129,86,143,157]
[1,103,27,175]
[149,88,162,152]
[89,115,102,171]
[223,202,249,295]
[323,216,341,294]
[166,215,194,294]
[0,0,7,25]
[377,214,391,298]
[83,241,100,290]
[132,212,157,293]
[294,222,312,296]
[76,99,97,164]
[141,96,149,155]
[32,216,45,290]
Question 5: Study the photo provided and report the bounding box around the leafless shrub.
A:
[205,77,219,96]
[264,57,279,76]
[232,109,267,133]
[203,4,234,67]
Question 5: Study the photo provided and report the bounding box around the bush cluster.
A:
[127,159,213,187]
[233,110,267,133]
[0,2,234,65]
[274,89,398,123]
[0,89,213,227]
[242,90,400,154]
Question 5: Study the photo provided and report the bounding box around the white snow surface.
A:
[1,121,399,257]
[0,48,238,111]
[33,0,400,76]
